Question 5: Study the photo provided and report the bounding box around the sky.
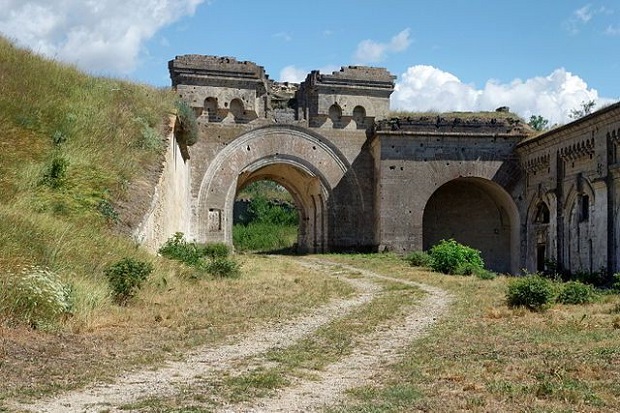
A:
[1,0,619,125]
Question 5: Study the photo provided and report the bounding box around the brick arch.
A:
[194,125,360,251]
[422,177,520,273]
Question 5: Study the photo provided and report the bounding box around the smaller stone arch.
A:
[230,98,245,123]
[533,201,550,224]
[204,97,219,122]
[352,105,366,129]
[329,103,343,129]
[422,177,519,273]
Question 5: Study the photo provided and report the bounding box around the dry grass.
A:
[326,254,620,413]
[0,255,354,403]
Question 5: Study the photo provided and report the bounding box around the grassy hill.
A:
[0,36,176,325]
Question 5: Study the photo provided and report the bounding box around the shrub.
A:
[428,239,484,275]
[556,281,599,305]
[159,232,205,267]
[0,266,73,329]
[506,275,555,311]
[104,258,153,304]
[613,273,620,292]
[41,154,68,188]
[203,242,230,258]
[473,268,497,280]
[174,100,198,146]
[205,257,241,278]
[405,251,432,268]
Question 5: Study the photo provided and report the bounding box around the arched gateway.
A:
[195,125,352,253]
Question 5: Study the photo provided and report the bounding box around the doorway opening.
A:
[233,180,300,253]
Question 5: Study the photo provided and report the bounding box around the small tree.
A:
[569,100,596,120]
[528,115,549,132]
[104,258,153,304]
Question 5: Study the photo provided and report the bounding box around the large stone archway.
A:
[193,125,353,252]
[422,177,520,273]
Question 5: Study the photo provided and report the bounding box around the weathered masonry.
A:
[518,103,620,275]
[138,54,620,275]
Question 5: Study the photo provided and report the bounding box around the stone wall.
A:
[372,114,528,273]
[134,120,192,252]
[518,102,620,274]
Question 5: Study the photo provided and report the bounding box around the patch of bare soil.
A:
[8,258,452,413]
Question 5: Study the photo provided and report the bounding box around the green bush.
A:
[159,232,205,266]
[405,251,432,267]
[203,242,230,258]
[205,257,241,278]
[175,100,198,146]
[428,239,484,275]
[556,281,599,305]
[104,258,153,304]
[41,154,68,188]
[506,275,555,311]
[613,273,620,292]
[0,266,73,329]
[473,268,497,280]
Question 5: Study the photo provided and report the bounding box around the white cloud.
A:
[574,5,593,23]
[391,65,616,124]
[273,32,292,42]
[565,4,615,34]
[279,65,308,83]
[606,25,620,35]
[353,28,411,64]
[0,0,203,75]
[278,64,341,83]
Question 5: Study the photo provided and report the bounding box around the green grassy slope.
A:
[0,37,176,322]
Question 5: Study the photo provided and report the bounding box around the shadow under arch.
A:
[194,124,364,253]
[422,177,520,274]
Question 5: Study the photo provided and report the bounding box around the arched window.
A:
[352,106,366,128]
[204,97,218,121]
[230,98,244,122]
[534,202,550,224]
[328,103,342,125]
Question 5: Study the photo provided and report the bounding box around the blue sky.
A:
[1,0,618,124]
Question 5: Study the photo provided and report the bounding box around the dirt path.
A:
[13,257,452,413]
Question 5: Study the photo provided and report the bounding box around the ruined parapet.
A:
[297,66,395,129]
[268,81,299,123]
[376,112,531,136]
[169,55,269,123]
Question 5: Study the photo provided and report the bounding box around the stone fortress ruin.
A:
[137,54,620,276]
